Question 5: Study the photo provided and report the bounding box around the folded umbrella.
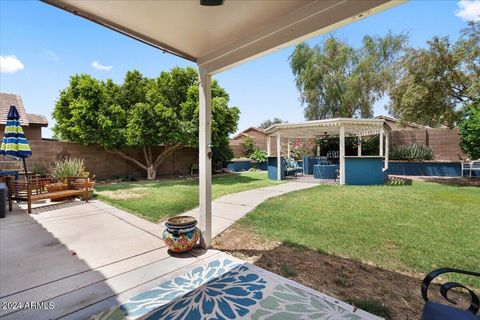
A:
[0,105,32,179]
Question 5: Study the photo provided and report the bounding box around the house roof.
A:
[231,127,265,140]
[27,113,49,127]
[43,0,402,74]
[374,115,428,129]
[0,93,29,126]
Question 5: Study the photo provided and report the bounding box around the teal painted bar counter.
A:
[344,156,386,185]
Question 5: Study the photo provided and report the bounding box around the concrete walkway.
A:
[161,181,319,237]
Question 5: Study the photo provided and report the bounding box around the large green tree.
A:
[459,101,480,159]
[53,67,240,179]
[259,117,286,129]
[290,33,406,120]
[389,22,480,128]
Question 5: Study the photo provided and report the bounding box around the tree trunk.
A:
[106,144,183,180]
[147,164,156,180]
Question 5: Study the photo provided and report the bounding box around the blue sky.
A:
[0,0,477,138]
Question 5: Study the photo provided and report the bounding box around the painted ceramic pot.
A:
[162,216,200,253]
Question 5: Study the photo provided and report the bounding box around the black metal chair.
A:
[421,268,480,319]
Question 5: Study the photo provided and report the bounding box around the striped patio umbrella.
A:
[0,105,32,178]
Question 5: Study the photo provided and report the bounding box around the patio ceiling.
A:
[264,118,391,139]
[42,0,403,74]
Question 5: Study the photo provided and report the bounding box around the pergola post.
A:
[339,125,345,185]
[357,135,362,156]
[276,134,281,181]
[379,127,384,157]
[287,138,291,158]
[198,67,212,249]
[385,129,389,170]
[267,136,271,156]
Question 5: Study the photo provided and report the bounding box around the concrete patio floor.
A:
[0,182,379,320]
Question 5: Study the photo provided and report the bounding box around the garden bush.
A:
[389,144,434,161]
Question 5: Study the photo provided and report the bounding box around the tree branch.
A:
[143,147,151,165]
[106,149,147,170]
[153,143,182,169]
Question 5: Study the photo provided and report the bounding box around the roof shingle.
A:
[0,93,29,126]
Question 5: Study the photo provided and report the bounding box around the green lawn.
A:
[96,172,282,222]
[239,181,480,288]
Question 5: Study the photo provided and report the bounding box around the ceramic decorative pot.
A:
[162,216,200,253]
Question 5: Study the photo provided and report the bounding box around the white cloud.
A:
[0,55,25,73]
[91,60,112,71]
[456,0,480,22]
[45,50,59,62]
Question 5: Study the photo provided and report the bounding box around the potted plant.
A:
[46,158,88,201]
[162,216,200,253]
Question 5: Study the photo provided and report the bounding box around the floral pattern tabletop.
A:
[93,255,380,320]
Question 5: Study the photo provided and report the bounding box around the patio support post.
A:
[357,135,362,156]
[339,125,345,185]
[277,134,281,181]
[267,135,271,156]
[379,127,384,157]
[198,67,212,249]
[385,129,389,170]
[287,138,291,158]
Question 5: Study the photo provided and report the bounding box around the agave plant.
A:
[47,158,87,182]
[389,144,434,161]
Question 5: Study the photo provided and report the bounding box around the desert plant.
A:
[389,144,434,161]
[47,158,86,182]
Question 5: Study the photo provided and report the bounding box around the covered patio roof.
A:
[265,118,391,139]
[43,0,402,74]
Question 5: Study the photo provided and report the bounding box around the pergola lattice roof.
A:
[264,118,391,139]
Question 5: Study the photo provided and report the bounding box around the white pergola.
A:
[43,0,404,248]
[264,118,391,184]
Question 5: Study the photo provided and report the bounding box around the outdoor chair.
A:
[284,158,303,178]
[421,267,479,320]
[462,160,480,178]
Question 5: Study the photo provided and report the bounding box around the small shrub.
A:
[48,158,86,181]
[31,163,48,178]
[280,263,298,278]
[243,136,256,157]
[250,149,267,163]
[389,144,434,161]
[348,297,393,319]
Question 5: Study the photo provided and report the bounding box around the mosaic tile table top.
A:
[93,256,381,320]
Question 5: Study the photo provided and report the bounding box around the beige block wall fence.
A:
[390,128,466,161]
[0,140,198,180]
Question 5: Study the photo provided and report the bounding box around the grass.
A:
[95,172,282,222]
[239,181,480,288]
[347,297,393,319]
